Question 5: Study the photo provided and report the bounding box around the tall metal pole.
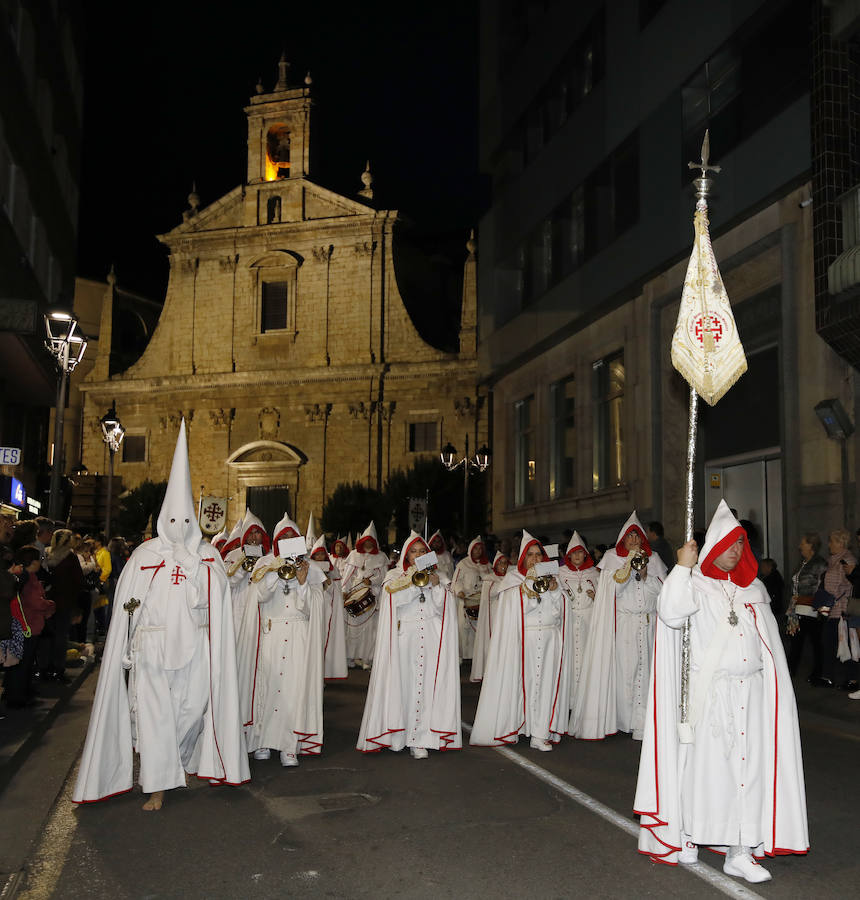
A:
[104,448,114,539]
[463,433,469,538]
[48,344,69,520]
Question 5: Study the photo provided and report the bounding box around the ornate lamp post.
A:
[100,401,125,539]
[440,434,491,537]
[44,312,88,519]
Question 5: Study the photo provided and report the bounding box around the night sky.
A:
[77,1,485,303]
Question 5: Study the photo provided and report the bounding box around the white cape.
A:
[73,541,249,802]
[357,576,461,753]
[470,572,572,746]
[634,566,809,862]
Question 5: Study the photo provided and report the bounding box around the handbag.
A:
[813,585,837,610]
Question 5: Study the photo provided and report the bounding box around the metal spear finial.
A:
[688,129,722,202]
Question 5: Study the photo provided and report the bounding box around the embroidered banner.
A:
[671,202,747,405]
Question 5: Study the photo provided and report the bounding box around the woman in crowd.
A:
[357,531,461,758]
[816,528,857,690]
[74,539,100,643]
[3,547,55,707]
[786,532,827,681]
[42,529,85,684]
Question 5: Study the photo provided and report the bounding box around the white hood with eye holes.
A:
[156,419,203,558]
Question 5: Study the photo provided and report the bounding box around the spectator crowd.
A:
[1,516,132,711]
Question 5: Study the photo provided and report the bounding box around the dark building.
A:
[478,0,860,569]
[0,1,84,516]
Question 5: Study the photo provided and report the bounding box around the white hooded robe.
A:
[357,533,461,753]
[634,500,808,862]
[73,420,249,801]
[470,532,572,746]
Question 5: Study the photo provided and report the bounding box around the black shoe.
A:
[809,676,834,687]
[54,673,72,686]
[838,680,860,692]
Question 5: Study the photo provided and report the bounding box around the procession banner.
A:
[199,496,228,534]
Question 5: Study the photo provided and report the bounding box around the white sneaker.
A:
[361,661,372,671]
[849,688,860,700]
[253,749,271,761]
[723,852,772,883]
[529,737,552,751]
[409,747,428,759]
[678,840,698,865]
[279,752,299,767]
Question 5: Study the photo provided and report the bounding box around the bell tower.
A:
[244,54,314,226]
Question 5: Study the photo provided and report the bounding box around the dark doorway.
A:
[246,485,291,537]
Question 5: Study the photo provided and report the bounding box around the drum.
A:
[344,583,376,617]
[463,593,481,620]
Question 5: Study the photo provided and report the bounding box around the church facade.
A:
[78,60,483,536]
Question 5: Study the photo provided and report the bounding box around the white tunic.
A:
[557,566,597,707]
[357,577,461,752]
[73,545,250,800]
[635,565,809,860]
[614,572,661,739]
[241,572,325,756]
[470,575,572,746]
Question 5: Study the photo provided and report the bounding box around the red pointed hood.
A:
[699,500,758,588]
[517,530,548,576]
[564,530,595,571]
[615,511,652,558]
[401,531,429,571]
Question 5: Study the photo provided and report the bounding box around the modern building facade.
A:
[479,0,860,570]
[78,60,483,537]
[0,1,84,517]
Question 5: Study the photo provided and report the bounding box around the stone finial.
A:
[256,77,265,95]
[358,160,374,200]
[188,182,200,212]
[466,228,477,259]
[106,264,117,287]
[276,52,290,91]
[304,71,313,86]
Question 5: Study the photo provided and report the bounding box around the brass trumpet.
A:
[631,552,648,572]
[241,555,257,572]
[411,565,436,588]
[532,574,553,594]
[278,557,299,581]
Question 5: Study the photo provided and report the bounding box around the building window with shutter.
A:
[122,434,147,463]
[409,422,438,452]
[261,280,289,332]
[514,395,536,506]
[549,375,576,499]
[592,351,624,491]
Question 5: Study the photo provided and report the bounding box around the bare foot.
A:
[142,790,164,811]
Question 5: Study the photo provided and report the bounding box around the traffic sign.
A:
[0,447,21,465]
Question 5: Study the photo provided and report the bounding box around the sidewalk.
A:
[0,656,97,795]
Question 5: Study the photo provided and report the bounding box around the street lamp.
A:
[100,401,125,539]
[44,311,88,519]
[440,433,491,537]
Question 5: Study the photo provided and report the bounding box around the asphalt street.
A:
[4,663,859,900]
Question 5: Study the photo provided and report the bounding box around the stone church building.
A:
[78,60,483,535]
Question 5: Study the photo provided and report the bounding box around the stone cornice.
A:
[78,358,475,396]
